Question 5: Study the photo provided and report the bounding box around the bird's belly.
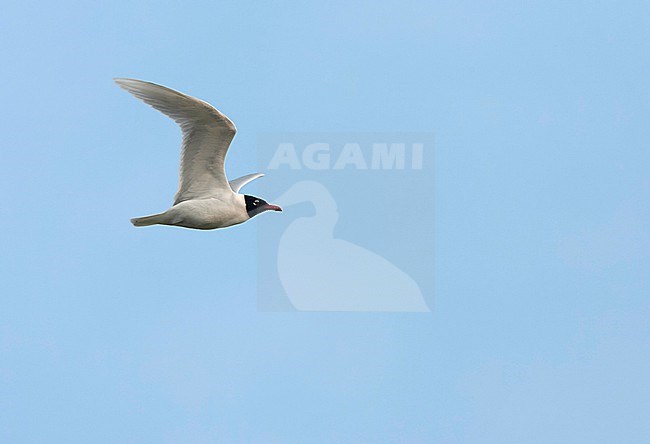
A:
[167,199,246,230]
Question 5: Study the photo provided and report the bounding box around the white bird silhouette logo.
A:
[275,181,430,311]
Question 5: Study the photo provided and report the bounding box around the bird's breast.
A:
[169,196,248,229]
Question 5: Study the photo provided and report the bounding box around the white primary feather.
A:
[114,78,237,205]
[229,173,264,193]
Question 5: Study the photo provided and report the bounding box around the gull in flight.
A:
[115,78,281,230]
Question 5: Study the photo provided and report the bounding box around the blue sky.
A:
[1,0,649,442]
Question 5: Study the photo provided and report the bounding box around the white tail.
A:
[131,213,166,227]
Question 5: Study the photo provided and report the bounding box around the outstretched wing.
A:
[115,78,237,205]
[229,173,264,193]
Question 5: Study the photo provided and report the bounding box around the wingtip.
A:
[113,78,132,89]
[114,77,139,85]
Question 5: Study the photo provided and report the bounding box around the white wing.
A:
[115,78,237,205]
[229,173,264,193]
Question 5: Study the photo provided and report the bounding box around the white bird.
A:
[115,78,281,230]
